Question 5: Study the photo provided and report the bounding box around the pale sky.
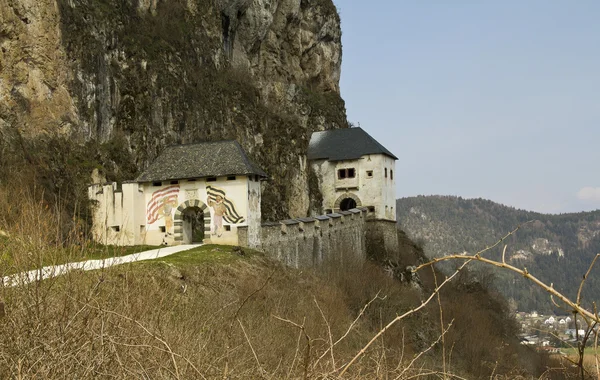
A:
[337,1,600,214]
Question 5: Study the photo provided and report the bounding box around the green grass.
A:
[152,244,260,266]
[0,242,161,275]
[83,244,161,260]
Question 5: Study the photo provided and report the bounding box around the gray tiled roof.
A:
[137,141,268,182]
[307,127,398,161]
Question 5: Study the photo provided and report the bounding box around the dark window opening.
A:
[368,206,375,212]
[384,168,388,178]
[254,175,259,182]
[188,179,196,182]
[366,170,373,178]
[170,180,179,185]
[111,226,120,232]
[390,170,393,180]
[337,168,356,179]
[159,226,166,233]
[224,225,231,231]
[206,177,217,182]
[340,198,357,211]
[152,181,162,186]
[227,176,236,181]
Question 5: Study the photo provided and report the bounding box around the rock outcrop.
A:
[0,0,347,220]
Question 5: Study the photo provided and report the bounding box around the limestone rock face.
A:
[0,0,79,136]
[0,0,347,220]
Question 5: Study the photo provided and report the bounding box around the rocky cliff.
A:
[0,0,347,220]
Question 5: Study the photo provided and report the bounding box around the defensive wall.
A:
[238,208,400,268]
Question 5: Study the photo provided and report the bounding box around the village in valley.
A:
[516,310,598,354]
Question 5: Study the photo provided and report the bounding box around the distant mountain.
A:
[396,195,600,313]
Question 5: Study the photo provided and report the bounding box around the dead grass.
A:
[0,186,568,379]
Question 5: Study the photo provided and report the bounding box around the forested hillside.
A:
[397,195,600,313]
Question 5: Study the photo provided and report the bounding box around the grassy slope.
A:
[0,241,160,275]
[0,243,560,379]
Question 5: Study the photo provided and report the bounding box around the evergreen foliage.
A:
[397,195,600,313]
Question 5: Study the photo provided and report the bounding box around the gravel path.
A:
[2,244,202,287]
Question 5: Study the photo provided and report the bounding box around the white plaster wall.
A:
[88,183,141,245]
[381,156,396,221]
[310,154,397,221]
[141,177,249,246]
[247,177,262,248]
[90,174,262,247]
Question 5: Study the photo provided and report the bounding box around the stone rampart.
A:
[365,219,401,261]
[238,208,369,269]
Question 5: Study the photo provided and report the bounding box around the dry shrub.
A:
[0,184,89,275]
[0,189,571,379]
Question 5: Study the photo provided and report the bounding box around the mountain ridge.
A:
[396,195,600,312]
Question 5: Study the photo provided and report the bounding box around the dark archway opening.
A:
[339,198,357,211]
[182,207,204,244]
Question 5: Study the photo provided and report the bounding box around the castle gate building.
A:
[88,141,267,246]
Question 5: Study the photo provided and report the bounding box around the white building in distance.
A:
[307,127,397,221]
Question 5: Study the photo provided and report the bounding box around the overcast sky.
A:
[337,1,600,214]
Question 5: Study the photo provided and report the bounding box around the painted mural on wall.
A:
[147,185,180,234]
[206,185,244,237]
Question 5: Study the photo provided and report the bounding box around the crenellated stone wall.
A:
[239,208,398,269]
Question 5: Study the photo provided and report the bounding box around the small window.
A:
[227,176,236,181]
[170,180,179,185]
[206,177,217,182]
[224,225,231,231]
[111,226,120,232]
[337,168,356,179]
[254,175,259,182]
[152,181,162,187]
[390,170,393,180]
[366,170,373,178]
[188,179,196,182]
[368,206,375,212]
[159,226,166,233]
[384,168,388,178]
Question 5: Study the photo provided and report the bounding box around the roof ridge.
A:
[165,140,236,148]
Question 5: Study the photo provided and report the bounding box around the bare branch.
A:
[576,253,600,307]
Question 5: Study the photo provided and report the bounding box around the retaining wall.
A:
[365,219,401,261]
[239,209,368,268]
[239,208,394,269]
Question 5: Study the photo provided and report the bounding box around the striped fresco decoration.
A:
[206,185,245,224]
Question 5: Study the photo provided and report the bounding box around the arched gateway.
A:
[334,192,362,211]
[173,199,211,244]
